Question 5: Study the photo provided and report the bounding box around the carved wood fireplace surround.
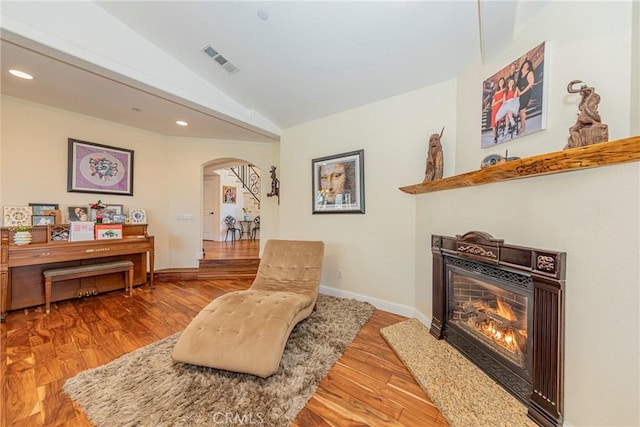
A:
[430,231,566,427]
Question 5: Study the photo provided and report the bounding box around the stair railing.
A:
[230,165,261,208]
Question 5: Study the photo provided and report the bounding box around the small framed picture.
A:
[222,185,237,204]
[29,203,59,216]
[129,208,146,224]
[90,204,123,222]
[32,215,56,226]
[43,210,62,224]
[3,206,32,226]
[69,221,95,242]
[312,150,365,214]
[68,206,90,222]
[112,214,127,224]
[95,224,123,240]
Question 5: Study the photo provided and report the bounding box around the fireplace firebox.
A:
[431,231,565,427]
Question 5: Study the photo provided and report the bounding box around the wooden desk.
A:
[1,224,154,321]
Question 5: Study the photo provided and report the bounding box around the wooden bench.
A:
[43,260,134,314]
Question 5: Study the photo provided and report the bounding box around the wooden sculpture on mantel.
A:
[565,80,608,149]
[423,127,444,182]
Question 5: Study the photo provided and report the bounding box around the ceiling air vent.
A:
[202,44,239,75]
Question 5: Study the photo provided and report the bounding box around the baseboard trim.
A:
[413,309,431,329]
[320,285,417,319]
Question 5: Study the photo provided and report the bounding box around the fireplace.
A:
[430,231,565,427]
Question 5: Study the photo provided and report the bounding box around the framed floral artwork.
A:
[68,138,134,196]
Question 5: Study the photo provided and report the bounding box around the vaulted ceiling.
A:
[0,1,548,141]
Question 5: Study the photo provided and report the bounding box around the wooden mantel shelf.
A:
[399,135,640,194]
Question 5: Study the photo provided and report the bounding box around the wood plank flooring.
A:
[202,239,259,260]
[1,279,448,426]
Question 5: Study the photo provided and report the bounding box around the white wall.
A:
[0,95,171,268]
[418,2,638,426]
[0,95,278,268]
[280,80,456,308]
[633,0,640,134]
[281,2,638,425]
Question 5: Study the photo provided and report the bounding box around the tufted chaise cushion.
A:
[172,239,324,377]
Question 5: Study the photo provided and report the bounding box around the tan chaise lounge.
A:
[172,239,325,377]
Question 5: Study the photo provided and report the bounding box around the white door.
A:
[202,177,218,241]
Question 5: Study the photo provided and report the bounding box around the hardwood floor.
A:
[1,279,448,426]
[202,239,259,260]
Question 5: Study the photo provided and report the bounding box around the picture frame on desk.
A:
[69,221,95,242]
[95,224,123,240]
[3,206,32,227]
[112,214,127,224]
[43,210,62,224]
[67,138,134,196]
[90,204,123,223]
[29,203,59,216]
[68,206,90,222]
[32,215,56,226]
[129,208,146,224]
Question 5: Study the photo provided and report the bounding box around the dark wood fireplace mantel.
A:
[431,231,566,427]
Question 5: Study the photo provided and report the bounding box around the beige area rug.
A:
[380,318,536,427]
[63,294,375,427]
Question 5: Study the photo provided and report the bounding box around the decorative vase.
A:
[244,214,250,221]
[13,231,32,245]
[96,210,103,224]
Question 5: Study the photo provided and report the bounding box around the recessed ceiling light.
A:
[9,69,33,80]
[176,120,188,126]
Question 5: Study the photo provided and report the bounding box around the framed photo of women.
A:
[312,149,365,214]
[481,42,547,148]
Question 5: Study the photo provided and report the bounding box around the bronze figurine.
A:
[266,165,280,204]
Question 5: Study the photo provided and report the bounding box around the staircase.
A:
[230,164,261,208]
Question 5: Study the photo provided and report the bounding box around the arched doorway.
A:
[202,158,261,260]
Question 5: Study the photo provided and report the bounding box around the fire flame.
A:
[474,297,525,355]
[496,298,516,321]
